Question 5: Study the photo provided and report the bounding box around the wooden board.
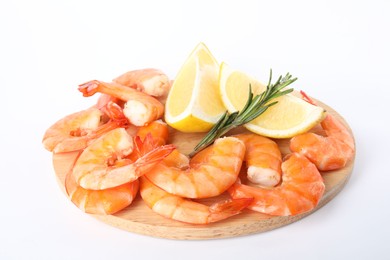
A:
[52,100,355,240]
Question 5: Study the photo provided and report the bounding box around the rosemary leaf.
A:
[189,70,297,157]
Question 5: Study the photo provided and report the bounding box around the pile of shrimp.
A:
[42,68,355,224]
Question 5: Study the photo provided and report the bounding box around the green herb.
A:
[189,70,297,157]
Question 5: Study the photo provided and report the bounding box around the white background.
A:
[1,0,389,259]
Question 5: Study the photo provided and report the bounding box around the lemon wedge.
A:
[165,43,226,132]
[219,63,326,138]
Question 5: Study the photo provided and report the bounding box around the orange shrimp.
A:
[134,120,251,224]
[79,80,164,126]
[145,137,246,199]
[43,108,102,153]
[140,176,252,224]
[234,134,282,187]
[65,164,139,215]
[64,122,169,215]
[95,69,170,117]
[42,102,130,153]
[113,68,171,97]
[228,152,325,216]
[290,91,355,171]
[71,127,175,190]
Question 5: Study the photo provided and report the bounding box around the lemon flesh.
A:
[219,63,326,138]
[165,43,225,132]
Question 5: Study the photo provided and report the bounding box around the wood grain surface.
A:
[52,100,355,240]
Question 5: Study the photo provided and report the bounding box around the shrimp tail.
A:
[79,80,100,97]
[133,143,176,173]
[103,101,129,126]
[84,102,130,143]
[208,197,253,223]
[300,90,317,105]
[85,102,130,141]
[132,132,164,157]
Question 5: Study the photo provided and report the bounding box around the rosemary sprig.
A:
[189,70,297,157]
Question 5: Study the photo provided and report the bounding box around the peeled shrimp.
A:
[64,121,169,215]
[113,68,171,97]
[79,80,164,126]
[71,127,175,190]
[145,137,246,199]
[65,164,139,215]
[96,69,170,114]
[228,153,325,216]
[290,92,355,171]
[138,133,252,224]
[140,176,252,224]
[42,101,132,154]
[42,107,103,153]
[235,134,282,187]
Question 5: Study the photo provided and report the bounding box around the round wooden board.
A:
[52,100,355,240]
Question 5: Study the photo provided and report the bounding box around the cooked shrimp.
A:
[228,153,325,216]
[290,91,355,171]
[140,176,252,224]
[42,107,103,153]
[234,134,282,187]
[79,80,164,126]
[96,69,170,112]
[113,68,171,97]
[64,121,169,215]
[42,101,132,153]
[71,127,175,190]
[65,163,139,215]
[145,137,246,199]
